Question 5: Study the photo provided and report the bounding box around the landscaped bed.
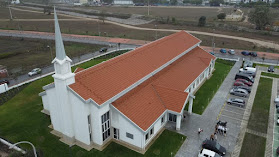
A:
[239,133,266,157]
[186,59,234,115]
[0,50,186,157]
[247,77,273,134]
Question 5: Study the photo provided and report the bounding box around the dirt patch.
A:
[0,36,104,75]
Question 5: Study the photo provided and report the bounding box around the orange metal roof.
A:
[73,67,84,73]
[69,31,201,105]
[112,47,215,131]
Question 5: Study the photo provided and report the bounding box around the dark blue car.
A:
[241,51,250,56]
[209,52,215,55]
[220,49,227,53]
[249,52,257,57]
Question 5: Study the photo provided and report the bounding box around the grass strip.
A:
[239,132,266,157]
[247,77,273,134]
[261,72,279,78]
[187,59,234,114]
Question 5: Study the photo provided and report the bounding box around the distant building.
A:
[113,0,133,5]
[40,8,216,153]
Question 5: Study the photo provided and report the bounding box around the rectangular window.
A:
[161,116,164,125]
[150,128,154,136]
[145,133,149,141]
[88,115,92,142]
[126,132,134,139]
[101,111,110,141]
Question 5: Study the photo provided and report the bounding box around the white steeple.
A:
[51,7,75,144]
[52,6,72,64]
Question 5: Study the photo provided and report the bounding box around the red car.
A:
[236,79,253,86]
[234,81,246,86]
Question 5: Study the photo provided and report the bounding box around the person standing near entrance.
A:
[198,128,203,134]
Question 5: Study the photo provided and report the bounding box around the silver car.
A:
[227,98,245,107]
[233,86,251,93]
[230,88,249,97]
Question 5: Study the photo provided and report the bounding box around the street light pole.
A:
[155,25,158,40]
[47,45,53,60]
[9,141,37,157]
[212,29,215,53]
[98,20,100,36]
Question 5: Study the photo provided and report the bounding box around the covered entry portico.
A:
[167,94,195,131]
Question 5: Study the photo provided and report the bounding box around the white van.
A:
[198,148,221,157]
[239,67,256,73]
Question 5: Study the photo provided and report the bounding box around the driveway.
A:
[166,60,243,157]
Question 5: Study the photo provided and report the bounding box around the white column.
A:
[188,97,193,115]
[176,115,181,130]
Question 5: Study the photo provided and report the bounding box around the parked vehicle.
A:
[241,51,250,56]
[220,49,226,53]
[28,68,42,77]
[234,81,245,86]
[233,86,251,93]
[0,79,9,85]
[243,60,253,68]
[99,47,108,53]
[235,73,254,83]
[236,79,253,86]
[275,96,279,104]
[239,71,255,78]
[249,52,257,57]
[268,65,275,72]
[227,98,245,107]
[239,67,256,73]
[277,147,279,155]
[209,52,215,55]
[202,139,226,156]
[198,148,221,157]
[230,88,249,97]
[228,49,235,55]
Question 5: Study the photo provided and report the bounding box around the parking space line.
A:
[217,94,230,120]
[222,109,245,116]
[225,105,246,111]
[219,114,245,122]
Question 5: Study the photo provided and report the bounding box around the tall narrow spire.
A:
[54,7,66,60]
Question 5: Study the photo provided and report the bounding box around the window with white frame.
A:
[145,133,149,141]
[161,116,164,125]
[150,127,154,136]
[101,111,110,141]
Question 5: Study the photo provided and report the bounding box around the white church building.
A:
[39,8,216,153]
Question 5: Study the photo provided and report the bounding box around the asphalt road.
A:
[7,45,137,87]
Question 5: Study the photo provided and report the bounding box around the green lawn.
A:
[186,59,234,115]
[247,77,273,134]
[261,72,279,78]
[239,133,266,157]
[0,50,186,157]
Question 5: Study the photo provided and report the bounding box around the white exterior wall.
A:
[90,102,109,146]
[145,112,167,146]
[45,87,62,133]
[42,94,50,112]
[111,107,143,148]
[69,91,91,145]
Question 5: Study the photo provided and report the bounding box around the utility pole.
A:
[9,6,13,20]
[147,0,150,16]
[47,45,53,60]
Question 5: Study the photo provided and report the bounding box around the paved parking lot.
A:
[173,60,244,157]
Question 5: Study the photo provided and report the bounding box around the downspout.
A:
[0,138,26,154]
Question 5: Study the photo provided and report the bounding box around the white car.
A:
[28,68,42,77]
[239,67,256,73]
[228,49,235,55]
[198,148,221,157]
